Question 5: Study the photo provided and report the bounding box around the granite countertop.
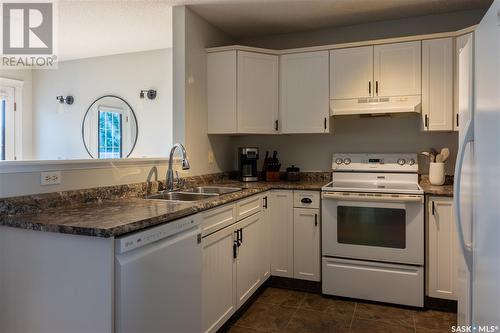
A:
[419,175,454,197]
[0,180,326,238]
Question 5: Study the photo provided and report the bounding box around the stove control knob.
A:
[343,158,351,165]
[408,158,416,166]
[335,158,343,165]
[397,158,406,166]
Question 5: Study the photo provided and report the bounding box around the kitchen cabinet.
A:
[269,190,294,278]
[426,196,458,300]
[260,193,271,280]
[235,212,263,309]
[330,46,373,99]
[207,50,279,134]
[454,33,473,132]
[202,224,236,333]
[293,208,321,281]
[373,41,421,97]
[280,51,330,133]
[422,38,454,131]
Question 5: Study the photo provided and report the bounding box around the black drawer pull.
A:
[301,197,313,204]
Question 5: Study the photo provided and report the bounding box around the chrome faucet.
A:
[166,143,191,191]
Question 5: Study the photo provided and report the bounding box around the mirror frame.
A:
[82,95,139,159]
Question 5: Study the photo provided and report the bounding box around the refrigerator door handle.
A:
[454,118,474,271]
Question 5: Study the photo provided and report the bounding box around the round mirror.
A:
[82,95,138,159]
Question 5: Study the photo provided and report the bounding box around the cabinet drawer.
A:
[201,204,237,237]
[236,195,262,221]
[322,257,423,307]
[294,191,320,209]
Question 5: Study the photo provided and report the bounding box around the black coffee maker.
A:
[238,147,259,182]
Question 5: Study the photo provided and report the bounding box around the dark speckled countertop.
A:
[419,175,454,197]
[0,180,326,238]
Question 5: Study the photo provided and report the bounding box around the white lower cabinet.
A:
[235,212,263,308]
[269,190,294,278]
[202,195,268,333]
[202,224,237,333]
[426,196,458,300]
[293,208,321,281]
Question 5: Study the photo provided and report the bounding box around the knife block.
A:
[265,171,281,182]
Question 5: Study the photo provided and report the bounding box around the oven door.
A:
[321,191,424,265]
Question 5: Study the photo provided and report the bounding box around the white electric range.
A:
[321,153,424,307]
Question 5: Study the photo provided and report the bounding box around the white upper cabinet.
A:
[330,46,373,99]
[207,50,279,134]
[455,33,473,132]
[422,38,454,131]
[280,51,330,133]
[374,41,421,97]
[207,51,238,134]
[237,51,279,134]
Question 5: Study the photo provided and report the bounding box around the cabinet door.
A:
[293,208,320,281]
[237,51,279,134]
[269,190,294,278]
[330,46,373,99]
[455,33,473,132]
[260,193,271,281]
[235,212,263,309]
[374,41,421,97]
[422,38,454,131]
[426,197,458,300]
[280,51,330,133]
[202,225,236,333]
[207,51,238,134]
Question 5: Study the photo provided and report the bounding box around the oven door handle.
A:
[322,192,423,203]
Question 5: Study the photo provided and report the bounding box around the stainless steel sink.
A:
[184,186,242,195]
[146,191,218,202]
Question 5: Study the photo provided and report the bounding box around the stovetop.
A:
[322,180,423,195]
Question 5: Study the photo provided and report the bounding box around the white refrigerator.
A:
[455,0,500,326]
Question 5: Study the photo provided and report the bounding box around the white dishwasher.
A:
[115,214,202,333]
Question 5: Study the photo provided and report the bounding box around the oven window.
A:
[337,206,406,249]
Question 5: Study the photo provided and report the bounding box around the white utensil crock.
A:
[429,162,445,185]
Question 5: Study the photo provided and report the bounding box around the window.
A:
[98,110,123,159]
[0,85,16,161]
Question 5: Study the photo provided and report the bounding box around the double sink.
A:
[146,186,242,202]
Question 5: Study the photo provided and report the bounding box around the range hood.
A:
[330,95,421,116]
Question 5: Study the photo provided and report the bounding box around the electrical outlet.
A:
[208,150,214,164]
[41,171,61,186]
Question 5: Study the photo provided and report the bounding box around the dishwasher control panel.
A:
[115,214,201,254]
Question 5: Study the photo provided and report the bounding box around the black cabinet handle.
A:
[425,114,429,128]
[375,81,379,95]
[233,241,238,259]
[275,120,279,131]
[314,214,318,226]
[301,197,312,204]
[456,114,459,127]
[368,81,371,95]
[432,201,435,215]
[324,117,327,130]
[239,228,243,244]
[263,196,268,208]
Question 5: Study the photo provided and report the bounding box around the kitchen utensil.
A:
[429,148,438,162]
[436,154,444,162]
[286,165,300,182]
[440,148,450,162]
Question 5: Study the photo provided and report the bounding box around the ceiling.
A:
[183,0,492,38]
[56,0,492,61]
[58,1,172,61]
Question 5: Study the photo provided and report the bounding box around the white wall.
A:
[32,49,173,160]
[0,69,33,159]
[232,116,458,175]
[173,6,235,176]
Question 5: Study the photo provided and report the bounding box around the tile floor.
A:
[226,287,457,333]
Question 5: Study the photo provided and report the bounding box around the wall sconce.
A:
[139,89,157,100]
[56,95,74,105]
